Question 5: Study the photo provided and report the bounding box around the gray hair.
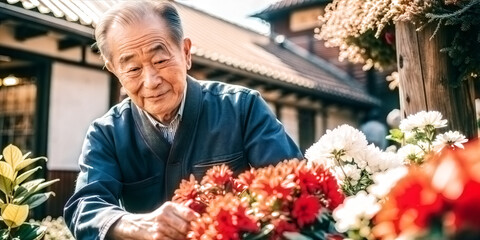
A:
[95,0,184,61]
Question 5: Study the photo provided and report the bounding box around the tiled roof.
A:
[1,0,378,106]
[251,0,328,20]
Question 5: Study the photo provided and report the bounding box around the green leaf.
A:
[2,144,22,169]
[0,176,12,196]
[15,157,47,172]
[1,204,29,228]
[13,186,28,202]
[15,166,42,186]
[0,162,14,181]
[14,179,59,205]
[20,192,55,208]
[0,229,9,240]
[20,179,45,191]
[10,222,46,240]
[386,129,404,143]
[31,179,60,194]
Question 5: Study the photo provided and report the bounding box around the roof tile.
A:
[2,0,377,106]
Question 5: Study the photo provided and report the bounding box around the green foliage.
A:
[427,0,480,84]
[0,144,59,240]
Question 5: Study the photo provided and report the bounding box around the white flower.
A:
[432,130,468,151]
[368,166,408,198]
[420,111,448,129]
[306,124,368,166]
[378,151,403,171]
[334,164,361,185]
[357,144,382,173]
[333,191,380,234]
[397,144,424,163]
[399,111,447,132]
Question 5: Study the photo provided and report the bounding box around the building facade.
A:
[0,0,377,217]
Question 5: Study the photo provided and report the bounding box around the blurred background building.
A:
[0,0,381,217]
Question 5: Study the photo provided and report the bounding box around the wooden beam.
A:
[396,22,477,138]
[58,38,84,51]
[206,69,229,79]
[14,25,48,41]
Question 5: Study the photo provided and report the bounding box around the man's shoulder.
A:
[198,80,256,97]
[94,98,133,125]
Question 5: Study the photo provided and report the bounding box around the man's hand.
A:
[107,201,198,240]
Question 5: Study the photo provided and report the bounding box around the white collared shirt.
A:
[144,84,187,144]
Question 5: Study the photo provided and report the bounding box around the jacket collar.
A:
[132,75,203,199]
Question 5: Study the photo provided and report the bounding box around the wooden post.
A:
[396,22,478,139]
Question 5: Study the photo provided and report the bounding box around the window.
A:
[0,56,37,153]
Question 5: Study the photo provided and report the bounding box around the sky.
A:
[175,0,280,34]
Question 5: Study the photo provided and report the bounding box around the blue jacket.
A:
[64,77,302,239]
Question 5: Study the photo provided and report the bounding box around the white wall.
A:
[280,106,299,144]
[326,105,357,130]
[315,112,325,141]
[48,62,110,170]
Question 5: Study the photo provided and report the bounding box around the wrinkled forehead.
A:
[106,15,178,58]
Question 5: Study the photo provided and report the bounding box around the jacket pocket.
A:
[192,151,247,179]
[122,174,164,213]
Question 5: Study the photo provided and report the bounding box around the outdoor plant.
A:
[306,110,468,240]
[317,0,480,84]
[173,159,345,240]
[0,144,59,240]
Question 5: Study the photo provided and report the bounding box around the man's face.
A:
[106,15,191,121]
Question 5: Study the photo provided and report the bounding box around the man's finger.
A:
[173,203,199,221]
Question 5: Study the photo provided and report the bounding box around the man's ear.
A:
[183,38,192,70]
[104,60,114,73]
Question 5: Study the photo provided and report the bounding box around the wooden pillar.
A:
[396,22,477,138]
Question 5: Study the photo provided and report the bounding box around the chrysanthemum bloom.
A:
[432,130,468,152]
[313,164,345,210]
[292,194,321,227]
[188,193,259,240]
[202,164,233,186]
[173,175,199,202]
[232,168,256,193]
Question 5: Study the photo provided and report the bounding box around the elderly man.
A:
[64,1,302,239]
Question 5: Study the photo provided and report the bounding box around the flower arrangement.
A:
[317,0,480,83]
[373,139,480,240]
[0,144,59,240]
[173,160,345,240]
[305,110,468,240]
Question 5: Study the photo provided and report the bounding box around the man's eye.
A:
[155,60,166,65]
[128,67,140,73]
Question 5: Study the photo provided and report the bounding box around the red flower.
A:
[173,175,199,203]
[271,219,298,240]
[384,31,395,45]
[233,169,256,193]
[292,194,321,227]
[314,165,345,210]
[297,169,319,194]
[251,176,293,200]
[234,205,259,232]
[216,208,235,230]
[452,180,480,230]
[202,164,233,186]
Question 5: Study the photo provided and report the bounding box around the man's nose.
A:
[143,66,162,89]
